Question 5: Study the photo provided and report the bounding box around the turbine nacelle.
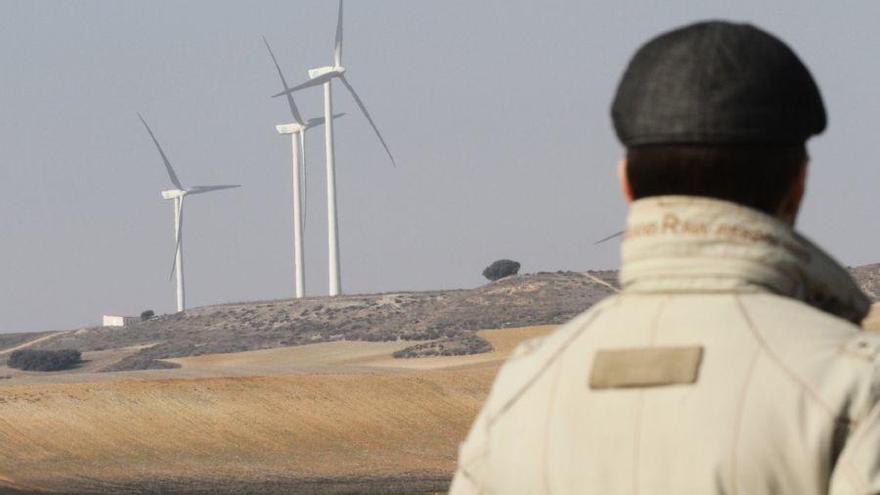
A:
[270,67,344,98]
[277,113,347,135]
[308,65,346,80]
[161,189,186,200]
[276,123,306,135]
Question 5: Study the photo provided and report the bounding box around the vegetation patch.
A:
[101,355,181,373]
[482,259,521,281]
[393,334,492,359]
[7,349,82,372]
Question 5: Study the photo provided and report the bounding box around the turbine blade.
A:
[594,230,624,245]
[339,76,397,167]
[272,75,330,98]
[262,36,304,125]
[169,197,184,281]
[138,113,184,189]
[306,112,346,129]
[334,0,344,66]
[188,185,241,195]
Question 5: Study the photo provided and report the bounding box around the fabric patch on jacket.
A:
[589,346,704,389]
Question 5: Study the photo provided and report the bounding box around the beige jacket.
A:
[450,196,880,495]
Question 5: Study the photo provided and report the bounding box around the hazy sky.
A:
[2,1,879,333]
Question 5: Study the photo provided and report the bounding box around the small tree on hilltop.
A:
[140,310,155,321]
[482,259,521,281]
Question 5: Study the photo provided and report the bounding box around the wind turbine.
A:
[594,231,624,245]
[263,36,343,299]
[273,0,396,297]
[138,113,240,313]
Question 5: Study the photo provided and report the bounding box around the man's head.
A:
[611,21,825,223]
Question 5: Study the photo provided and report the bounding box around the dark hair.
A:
[625,144,807,214]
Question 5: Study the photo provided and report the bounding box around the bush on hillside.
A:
[393,334,493,359]
[100,356,180,373]
[140,309,155,321]
[7,349,82,372]
[482,259,521,281]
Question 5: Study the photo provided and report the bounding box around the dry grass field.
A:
[0,326,557,495]
[168,340,413,373]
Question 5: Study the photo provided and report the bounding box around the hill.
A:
[849,263,880,300]
[12,265,880,372]
[30,270,618,371]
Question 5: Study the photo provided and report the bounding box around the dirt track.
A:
[0,331,65,356]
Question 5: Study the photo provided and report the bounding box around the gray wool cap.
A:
[612,21,826,147]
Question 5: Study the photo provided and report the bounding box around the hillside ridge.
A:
[11,265,880,372]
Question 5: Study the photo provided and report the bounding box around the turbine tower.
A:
[138,114,240,313]
[273,0,396,296]
[263,36,343,299]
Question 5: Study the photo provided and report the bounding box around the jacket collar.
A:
[620,196,870,324]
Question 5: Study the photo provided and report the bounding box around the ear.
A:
[778,161,808,225]
[618,158,635,203]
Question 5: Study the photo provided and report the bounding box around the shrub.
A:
[100,356,180,373]
[7,349,82,372]
[140,310,155,321]
[482,259,521,281]
[393,334,493,359]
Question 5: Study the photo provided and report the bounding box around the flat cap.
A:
[612,21,826,146]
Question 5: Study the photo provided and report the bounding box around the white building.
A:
[102,315,139,327]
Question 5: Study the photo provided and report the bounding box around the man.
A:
[450,21,880,494]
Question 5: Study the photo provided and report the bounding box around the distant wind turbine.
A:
[594,231,625,245]
[138,113,240,312]
[263,36,343,299]
[272,0,396,296]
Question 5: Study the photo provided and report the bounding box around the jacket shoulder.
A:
[741,293,880,422]
[480,297,617,422]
